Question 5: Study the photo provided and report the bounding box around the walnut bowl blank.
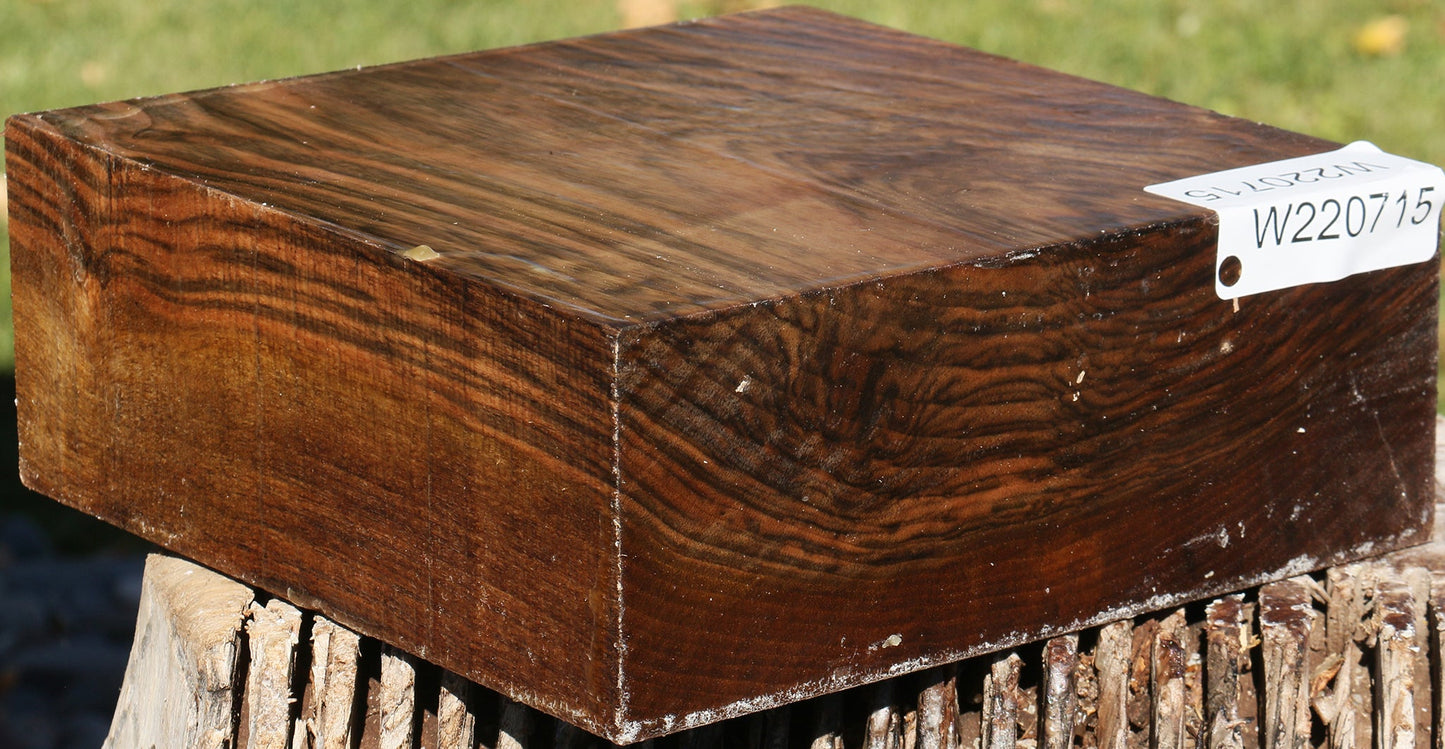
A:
[5,7,1436,742]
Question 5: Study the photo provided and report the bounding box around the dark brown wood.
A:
[6,6,1437,743]
[97,420,1445,749]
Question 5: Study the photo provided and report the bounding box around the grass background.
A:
[2,0,1443,374]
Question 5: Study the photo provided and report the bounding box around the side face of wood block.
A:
[614,228,1437,728]
[5,7,1437,741]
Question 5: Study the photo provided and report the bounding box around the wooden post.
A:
[1203,595,1251,749]
[1258,579,1317,749]
[917,665,961,749]
[980,655,1020,749]
[1152,609,1201,749]
[292,616,362,749]
[1041,635,1079,749]
[1095,621,1133,749]
[1318,565,1373,749]
[103,555,253,749]
[1375,575,1421,749]
[242,599,303,749]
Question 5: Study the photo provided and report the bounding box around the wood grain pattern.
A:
[96,417,1445,749]
[6,97,625,733]
[6,5,1437,742]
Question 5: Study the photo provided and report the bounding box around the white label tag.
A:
[1144,142,1444,299]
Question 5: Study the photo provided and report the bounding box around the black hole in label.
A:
[1218,256,1242,287]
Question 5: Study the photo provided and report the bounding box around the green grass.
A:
[3,0,1443,373]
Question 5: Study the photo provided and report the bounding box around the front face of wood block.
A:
[4,126,626,725]
[5,6,1438,741]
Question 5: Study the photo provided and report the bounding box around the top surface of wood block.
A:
[7,6,1437,744]
[20,6,1323,324]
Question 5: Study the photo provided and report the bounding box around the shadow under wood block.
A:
[5,5,1438,744]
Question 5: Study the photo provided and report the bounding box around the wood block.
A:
[6,6,1437,743]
